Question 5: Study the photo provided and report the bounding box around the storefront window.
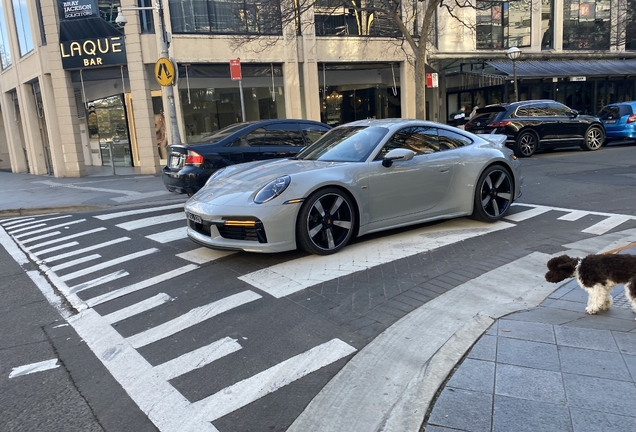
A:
[476,0,531,49]
[168,0,282,35]
[11,0,34,56]
[0,3,12,68]
[315,0,400,36]
[563,0,611,50]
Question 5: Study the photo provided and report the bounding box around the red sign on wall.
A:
[426,73,439,88]
[230,58,242,81]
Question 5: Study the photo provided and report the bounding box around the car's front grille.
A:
[217,220,267,243]
[188,219,211,236]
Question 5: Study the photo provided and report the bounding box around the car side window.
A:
[516,104,549,117]
[375,127,440,159]
[244,128,267,146]
[547,103,572,117]
[262,123,305,146]
[301,125,330,144]
[437,128,472,150]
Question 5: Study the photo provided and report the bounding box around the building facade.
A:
[0,0,635,177]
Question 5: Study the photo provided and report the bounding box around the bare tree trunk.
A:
[415,57,426,119]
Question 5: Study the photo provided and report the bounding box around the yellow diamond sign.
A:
[155,57,176,86]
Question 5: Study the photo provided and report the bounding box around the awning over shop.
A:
[487,59,636,78]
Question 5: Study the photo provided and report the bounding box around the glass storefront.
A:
[89,95,132,167]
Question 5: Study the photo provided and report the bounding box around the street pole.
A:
[156,0,182,145]
[506,47,521,103]
[512,59,518,103]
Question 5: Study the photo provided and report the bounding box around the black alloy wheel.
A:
[514,131,537,157]
[296,188,355,255]
[581,126,604,151]
[472,165,513,222]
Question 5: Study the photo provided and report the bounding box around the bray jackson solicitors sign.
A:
[58,0,127,69]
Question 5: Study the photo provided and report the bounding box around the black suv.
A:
[465,100,605,157]
[163,119,331,195]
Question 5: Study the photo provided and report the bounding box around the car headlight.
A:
[205,167,226,186]
[254,176,291,204]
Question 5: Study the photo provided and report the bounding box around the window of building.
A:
[168,0,282,35]
[35,0,46,45]
[476,0,531,49]
[97,1,121,26]
[11,0,35,56]
[541,0,553,49]
[563,0,611,50]
[0,3,12,68]
[314,0,400,37]
[625,2,636,50]
[138,0,155,33]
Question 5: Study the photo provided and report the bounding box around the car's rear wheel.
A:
[296,188,355,255]
[472,165,513,222]
[514,131,537,157]
[581,126,604,151]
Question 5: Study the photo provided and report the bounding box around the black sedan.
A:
[465,100,605,157]
[162,119,331,195]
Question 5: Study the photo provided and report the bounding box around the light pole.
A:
[115,1,182,146]
[506,46,521,102]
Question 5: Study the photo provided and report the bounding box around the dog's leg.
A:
[600,283,614,311]
[586,284,607,314]
[625,277,636,319]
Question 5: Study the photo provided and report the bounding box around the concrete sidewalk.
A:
[0,168,186,216]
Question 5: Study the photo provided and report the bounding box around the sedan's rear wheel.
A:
[514,131,537,157]
[580,126,604,151]
[296,188,355,255]
[472,165,513,222]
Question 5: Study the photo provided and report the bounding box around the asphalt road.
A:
[1,142,635,432]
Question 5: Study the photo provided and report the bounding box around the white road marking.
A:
[557,210,588,221]
[59,248,159,282]
[116,213,185,231]
[69,309,220,432]
[25,227,106,248]
[51,254,101,272]
[153,337,242,381]
[504,205,552,222]
[112,191,173,203]
[14,219,86,239]
[240,218,514,298]
[8,223,46,234]
[146,227,188,243]
[86,265,199,307]
[7,215,72,231]
[69,270,130,294]
[9,359,59,378]
[32,241,79,256]
[176,247,234,264]
[43,237,131,263]
[2,217,35,226]
[103,293,173,324]
[190,338,357,422]
[582,215,633,235]
[126,291,262,349]
[19,231,61,244]
[95,203,185,220]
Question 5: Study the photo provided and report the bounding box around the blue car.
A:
[597,101,636,142]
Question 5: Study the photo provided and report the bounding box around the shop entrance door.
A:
[93,95,132,167]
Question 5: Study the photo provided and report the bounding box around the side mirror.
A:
[382,148,415,167]
[570,109,579,118]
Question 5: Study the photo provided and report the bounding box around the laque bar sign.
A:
[60,36,127,69]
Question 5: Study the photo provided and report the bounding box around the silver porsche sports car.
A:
[184,119,522,254]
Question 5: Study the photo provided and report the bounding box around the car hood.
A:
[187,158,348,206]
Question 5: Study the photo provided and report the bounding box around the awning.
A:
[487,59,636,78]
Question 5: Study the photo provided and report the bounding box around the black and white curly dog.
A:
[545,254,636,317]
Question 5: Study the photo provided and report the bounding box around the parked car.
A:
[162,119,332,195]
[597,101,636,142]
[465,100,605,157]
[184,119,522,255]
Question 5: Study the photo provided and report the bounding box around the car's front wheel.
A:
[514,131,537,157]
[581,126,604,151]
[472,165,513,222]
[296,188,356,255]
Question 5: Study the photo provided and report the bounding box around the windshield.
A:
[295,126,389,162]
[188,122,253,144]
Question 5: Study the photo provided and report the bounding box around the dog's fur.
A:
[545,254,636,316]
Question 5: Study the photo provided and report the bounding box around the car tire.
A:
[581,126,604,151]
[296,187,356,255]
[514,131,537,157]
[472,165,513,222]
